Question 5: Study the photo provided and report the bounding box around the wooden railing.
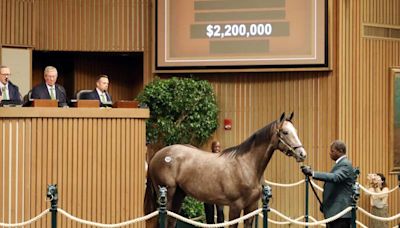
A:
[0,107,149,228]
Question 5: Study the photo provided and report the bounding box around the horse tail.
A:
[144,176,158,227]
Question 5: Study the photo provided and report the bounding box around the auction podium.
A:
[113,100,139,108]
[0,107,149,227]
[74,99,100,107]
[31,99,58,107]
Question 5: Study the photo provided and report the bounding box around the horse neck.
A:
[253,142,276,181]
[241,123,277,180]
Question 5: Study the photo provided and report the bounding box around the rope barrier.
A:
[57,209,158,227]
[0,209,49,227]
[356,220,368,228]
[3,177,399,228]
[270,207,352,226]
[264,179,305,187]
[359,184,399,196]
[310,180,324,192]
[5,205,391,228]
[258,213,306,225]
[167,208,262,227]
[308,216,326,227]
[357,206,400,222]
[266,179,400,197]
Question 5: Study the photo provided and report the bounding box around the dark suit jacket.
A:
[31,83,68,106]
[313,157,356,219]
[82,89,112,106]
[1,81,22,103]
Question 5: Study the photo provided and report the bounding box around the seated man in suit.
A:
[0,65,22,104]
[31,66,68,107]
[81,75,112,106]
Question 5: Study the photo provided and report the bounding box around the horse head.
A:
[275,112,307,162]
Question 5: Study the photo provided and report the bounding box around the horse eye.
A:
[282,130,289,135]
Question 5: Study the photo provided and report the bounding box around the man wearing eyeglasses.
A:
[0,65,22,104]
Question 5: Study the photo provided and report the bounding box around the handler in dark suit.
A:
[81,75,112,106]
[302,140,356,228]
[31,66,68,107]
[0,65,22,104]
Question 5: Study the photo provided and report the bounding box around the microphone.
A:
[56,85,69,107]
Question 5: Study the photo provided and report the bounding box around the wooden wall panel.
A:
[0,0,148,52]
[33,0,147,51]
[0,109,148,228]
[0,0,34,46]
[185,71,337,224]
[338,0,400,227]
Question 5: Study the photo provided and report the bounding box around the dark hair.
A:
[376,173,387,189]
[211,141,220,147]
[331,140,346,154]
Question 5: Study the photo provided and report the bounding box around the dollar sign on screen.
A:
[206,25,214,38]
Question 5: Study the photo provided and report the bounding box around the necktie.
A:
[2,86,8,100]
[100,94,107,103]
[50,87,56,100]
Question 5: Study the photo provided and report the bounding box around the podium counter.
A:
[0,107,149,227]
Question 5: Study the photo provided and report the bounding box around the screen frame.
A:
[154,0,330,72]
[389,67,400,173]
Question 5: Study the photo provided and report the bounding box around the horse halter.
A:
[276,129,304,156]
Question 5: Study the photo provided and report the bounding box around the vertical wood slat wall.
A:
[0,0,34,46]
[0,109,147,228]
[0,0,148,52]
[337,0,400,226]
[195,71,338,225]
[33,0,146,51]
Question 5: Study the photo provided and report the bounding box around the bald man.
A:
[0,65,22,104]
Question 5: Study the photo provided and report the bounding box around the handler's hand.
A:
[301,166,313,176]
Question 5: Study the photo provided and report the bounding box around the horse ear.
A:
[288,112,294,122]
[279,112,285,124]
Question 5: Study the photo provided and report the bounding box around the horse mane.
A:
[221,120,277,157]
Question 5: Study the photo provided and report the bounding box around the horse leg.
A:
[228,206,242,228]
[167,187,186,228]
[165,186,187,228]
[243,203,259,228]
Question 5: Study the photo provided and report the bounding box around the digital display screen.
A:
[156,0,327,70]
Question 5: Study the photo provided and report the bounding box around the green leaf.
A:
[137,77,219,147]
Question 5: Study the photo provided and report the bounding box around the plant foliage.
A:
[180,197,205,220]
[137,77,218,147]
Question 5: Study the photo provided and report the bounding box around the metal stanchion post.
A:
[351,183,360,228]
[305,175,309,228]
[46,184,58,228]
[262,185,272,228]
[254,212,258,228]
[351,168,360,228]
[158,187,167,228]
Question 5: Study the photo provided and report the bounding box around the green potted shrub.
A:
[137,76,218,226]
